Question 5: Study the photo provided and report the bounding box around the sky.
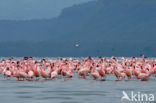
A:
[0,0,94,20]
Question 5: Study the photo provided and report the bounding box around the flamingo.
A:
[19,71,28,81]
[0,55,156,82]
[5,67,11,79]
[27,70,34,80]
[114,69,122,80]
[138,72,149,81]
[91,68,100,80]
[50,70,58,79]
[66,70,73,78]
[34,64,40,80]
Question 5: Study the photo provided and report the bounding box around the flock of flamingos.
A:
[0,55,156,81]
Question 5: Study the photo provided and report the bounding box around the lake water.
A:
[0,74,156,103]
[0,57,156,103]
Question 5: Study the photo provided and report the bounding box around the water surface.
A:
[0,74,156,103]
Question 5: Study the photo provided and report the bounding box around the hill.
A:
[0,0,156,57]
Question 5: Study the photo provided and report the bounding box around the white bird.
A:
[75,43,80,47]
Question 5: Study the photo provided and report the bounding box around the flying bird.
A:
[75,43,80,47]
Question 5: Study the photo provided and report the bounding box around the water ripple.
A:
[17,96,33,99]
[17,85,44,89]
[36,96,72,100]
[15,91,32,94]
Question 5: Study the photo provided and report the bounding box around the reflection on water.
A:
[0,74,156,103]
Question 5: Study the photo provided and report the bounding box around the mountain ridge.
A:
[0,0,156,56]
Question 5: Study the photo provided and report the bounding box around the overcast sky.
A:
[0,0,94,20]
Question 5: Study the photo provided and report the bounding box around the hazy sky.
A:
[0,0,94,20]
